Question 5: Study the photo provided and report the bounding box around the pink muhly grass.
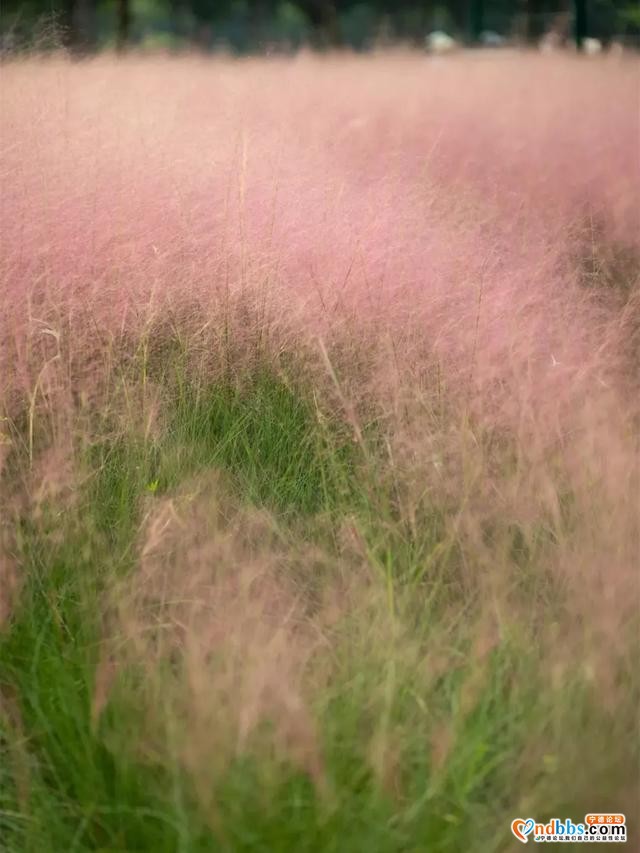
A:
[2,54,637,396]
[0,51,638,832]
[0,52,638,546]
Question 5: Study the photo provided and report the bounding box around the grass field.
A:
[0,51,639,851]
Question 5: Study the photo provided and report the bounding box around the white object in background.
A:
[426,31,458,55]
[583,38,603,56]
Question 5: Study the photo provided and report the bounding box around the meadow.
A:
[0,50,639,851]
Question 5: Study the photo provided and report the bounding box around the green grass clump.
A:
[0,356,637,852]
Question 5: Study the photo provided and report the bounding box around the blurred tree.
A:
[574,0,587,44]
[72,0,97,48]
[470,0,485,39]
[299,0,341,45]
[524,0,545,40]
[116,0,130,47]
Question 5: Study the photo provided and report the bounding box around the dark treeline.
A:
[1,0,638,53]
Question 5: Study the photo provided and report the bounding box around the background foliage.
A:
[1,0,639,52]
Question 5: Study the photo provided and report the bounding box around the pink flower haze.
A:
[1,52,638,433]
